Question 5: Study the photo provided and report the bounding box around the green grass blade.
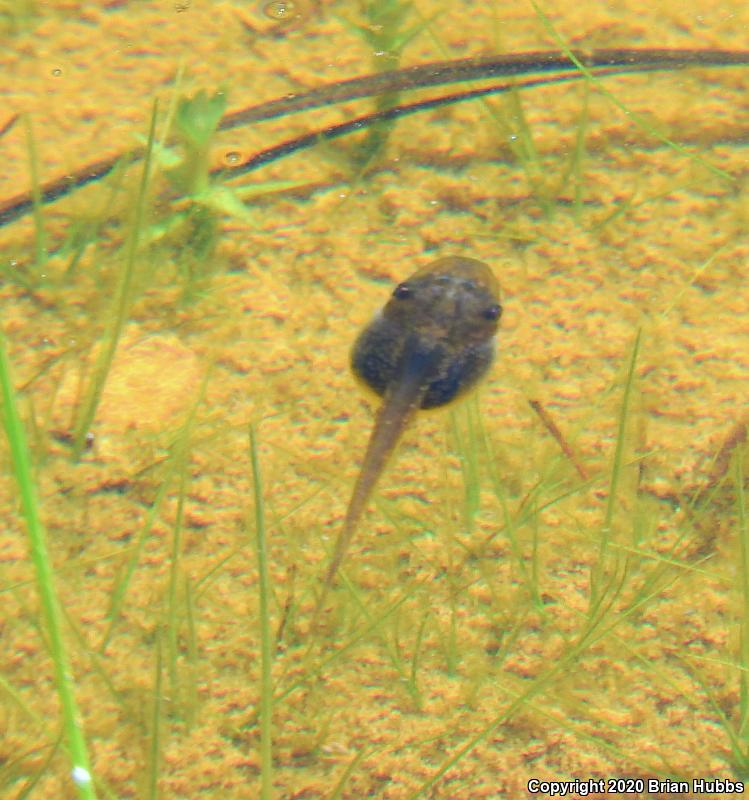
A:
[99,458,177,652]
[736,449,749,737]
[0,325,97,799]
[529,0,732,182]
[249,424,274,800]
[590,329,641,609]
[72,100,159,459]
[146,634,164,800]
[22,113,47,268]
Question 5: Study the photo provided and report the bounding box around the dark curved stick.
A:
[1,48,748,228]
[0,70,602,228]
[221,66,651,178]
[218,47,749,130]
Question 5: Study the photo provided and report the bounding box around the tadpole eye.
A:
[482,303,502,321]
[393,283,412,299]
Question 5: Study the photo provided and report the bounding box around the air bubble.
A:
[263,1,296,21]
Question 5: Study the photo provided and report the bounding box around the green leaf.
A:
[174,89,227,150]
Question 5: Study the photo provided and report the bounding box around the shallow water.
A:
[1,1,748,798]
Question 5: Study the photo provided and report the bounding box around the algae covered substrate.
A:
[0,1,748,798]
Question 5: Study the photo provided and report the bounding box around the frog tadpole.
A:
[314,256,502,620]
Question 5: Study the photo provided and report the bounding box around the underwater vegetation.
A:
[1,1,749,797]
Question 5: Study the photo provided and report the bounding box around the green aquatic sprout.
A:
[0,324,96,799]
[144,89,234,304]
[145,88,303,302]
[169,88,228,197]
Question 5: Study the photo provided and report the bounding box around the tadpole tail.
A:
[313,342,436,623]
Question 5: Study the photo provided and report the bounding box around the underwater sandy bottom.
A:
[1,1,749,798]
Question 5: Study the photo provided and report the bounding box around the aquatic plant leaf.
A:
[174,89,227,150]
[232,179,310,199]
[190,180,311,223]
[191,185,255,223]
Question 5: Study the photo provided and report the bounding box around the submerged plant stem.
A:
[249,425,274,800]
[0,325,97,799]
[22,113,46,267]
[72,101,158,459]
[590,329,641,610]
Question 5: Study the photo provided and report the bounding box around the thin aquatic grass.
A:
[72,101,158,459]
[499,684,668,777]
[408,609,430,699]
[22,113,46,268]
[686,456,749,773]
[339,570,425,706]
[404,633,589,799]
[418,6,556,216]
[529,0,732,182]
[182,574,200,728]
[337,0,430,170]
[240,587,418,733]
[11,737,62,800]
[500,85,556,215]
[162,370,209,713]
[657,245,728,322]
[561,78,592,221]
[396,336,691,795]
[590,328,641,609]
[100,374,208,653]
[448,398,484,535]
[60,601,128,714]
[146,634,164,800]
[684,661,749,777]
[444,578,460,676]
[479,409,588,611]
[736,451,749,740]
[0,670,43,724]
[328,746,377,800]
[0,324,96,798]
[166,449,188,704]
[295,539,426,701]
[62,158,130,281]
[249,424,274,800]
[99,451,178,652]
[589,176,706,234]
[404,559,643,797]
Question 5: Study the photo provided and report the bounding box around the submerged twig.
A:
[218,47,749,130]
[698,415,749,502]
[1,48,748,228]
[0,113,19,140]
[529,398,589,480]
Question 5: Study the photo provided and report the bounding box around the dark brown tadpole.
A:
[317,256,502,611]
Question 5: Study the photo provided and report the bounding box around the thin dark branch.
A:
[219,67,649,179]
[219,48,749,129]
[1,48,748,229]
